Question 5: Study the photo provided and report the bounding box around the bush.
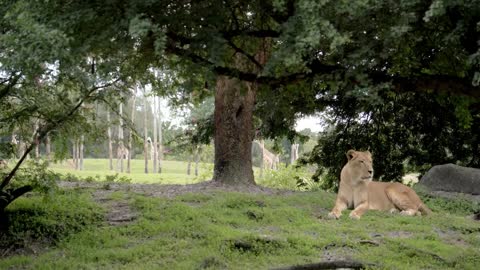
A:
[0,189,104,252]
[257,166,317,190]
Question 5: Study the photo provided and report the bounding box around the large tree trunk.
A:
[213,76,256,186]
[107,110,113,170]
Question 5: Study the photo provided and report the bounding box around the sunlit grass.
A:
[49,159,211,184]
[1,189,479,270]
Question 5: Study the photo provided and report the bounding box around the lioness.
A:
[328,149,431,219]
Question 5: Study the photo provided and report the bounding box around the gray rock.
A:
[420,164,480,195]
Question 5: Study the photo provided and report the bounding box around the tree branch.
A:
[165,33,480,98]
[0,185,33,211]
[225,38,263,70]
[369,71,480,99]
[222,29,281,38]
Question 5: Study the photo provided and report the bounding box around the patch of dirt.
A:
[322,243,357,263]
[386,231,414,238]
[90,189,137,226]
[59,180,293,227]
[59,180,293,198]
[434,228,469,247]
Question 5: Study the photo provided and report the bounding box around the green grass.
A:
[49,159,211,184]
[1,186,479,270]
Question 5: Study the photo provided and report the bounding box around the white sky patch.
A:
[295,115,324,132]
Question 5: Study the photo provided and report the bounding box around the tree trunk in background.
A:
[79,135,84,170]
[127,91,137,174]
[290,143,299,165]
[72,140,77,169]
[194,147,200,177]
[117,102,124,172]
[33,121,39,159]
[18,141,26,159]
[45,134,51,160]
[213,76,256,186]
[157,97,163,174]
[259,140,265,177]
[107,110,113,171]
[187,153,192,175]
[143,89,149,174]
[153,97,158,173]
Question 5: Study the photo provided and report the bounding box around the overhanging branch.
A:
[165,34,480,98]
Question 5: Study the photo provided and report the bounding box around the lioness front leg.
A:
[349,202,369,220]
[328,196,348,219]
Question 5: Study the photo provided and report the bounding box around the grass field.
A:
[49,158,212,184]
[1,160,479,269]
[1,186,479,269]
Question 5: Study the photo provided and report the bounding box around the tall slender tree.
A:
[157,97,163,174]
[107,109,114,171]
[127,88,137,174]
[142,88,149,174]
[79,135,84,170]
[116,102,124,172]
[152,97,158,173]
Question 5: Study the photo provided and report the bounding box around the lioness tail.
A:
[419,203,432,215]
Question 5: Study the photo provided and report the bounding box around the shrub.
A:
[257,166,316,190]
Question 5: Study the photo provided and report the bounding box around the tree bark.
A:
[213,75,256,185]
[107,110,113,170]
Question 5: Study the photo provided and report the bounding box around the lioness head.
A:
[345,149,373,182]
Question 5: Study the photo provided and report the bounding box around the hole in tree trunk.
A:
[236,105,243,119]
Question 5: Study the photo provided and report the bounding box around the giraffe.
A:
[254,140,280,171]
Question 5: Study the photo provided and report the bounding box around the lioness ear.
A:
[346,149,356,161]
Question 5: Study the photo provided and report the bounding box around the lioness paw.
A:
[349,212,361,220]
[327,212,340,219]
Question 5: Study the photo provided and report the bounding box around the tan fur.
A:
[328,149,432,219]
